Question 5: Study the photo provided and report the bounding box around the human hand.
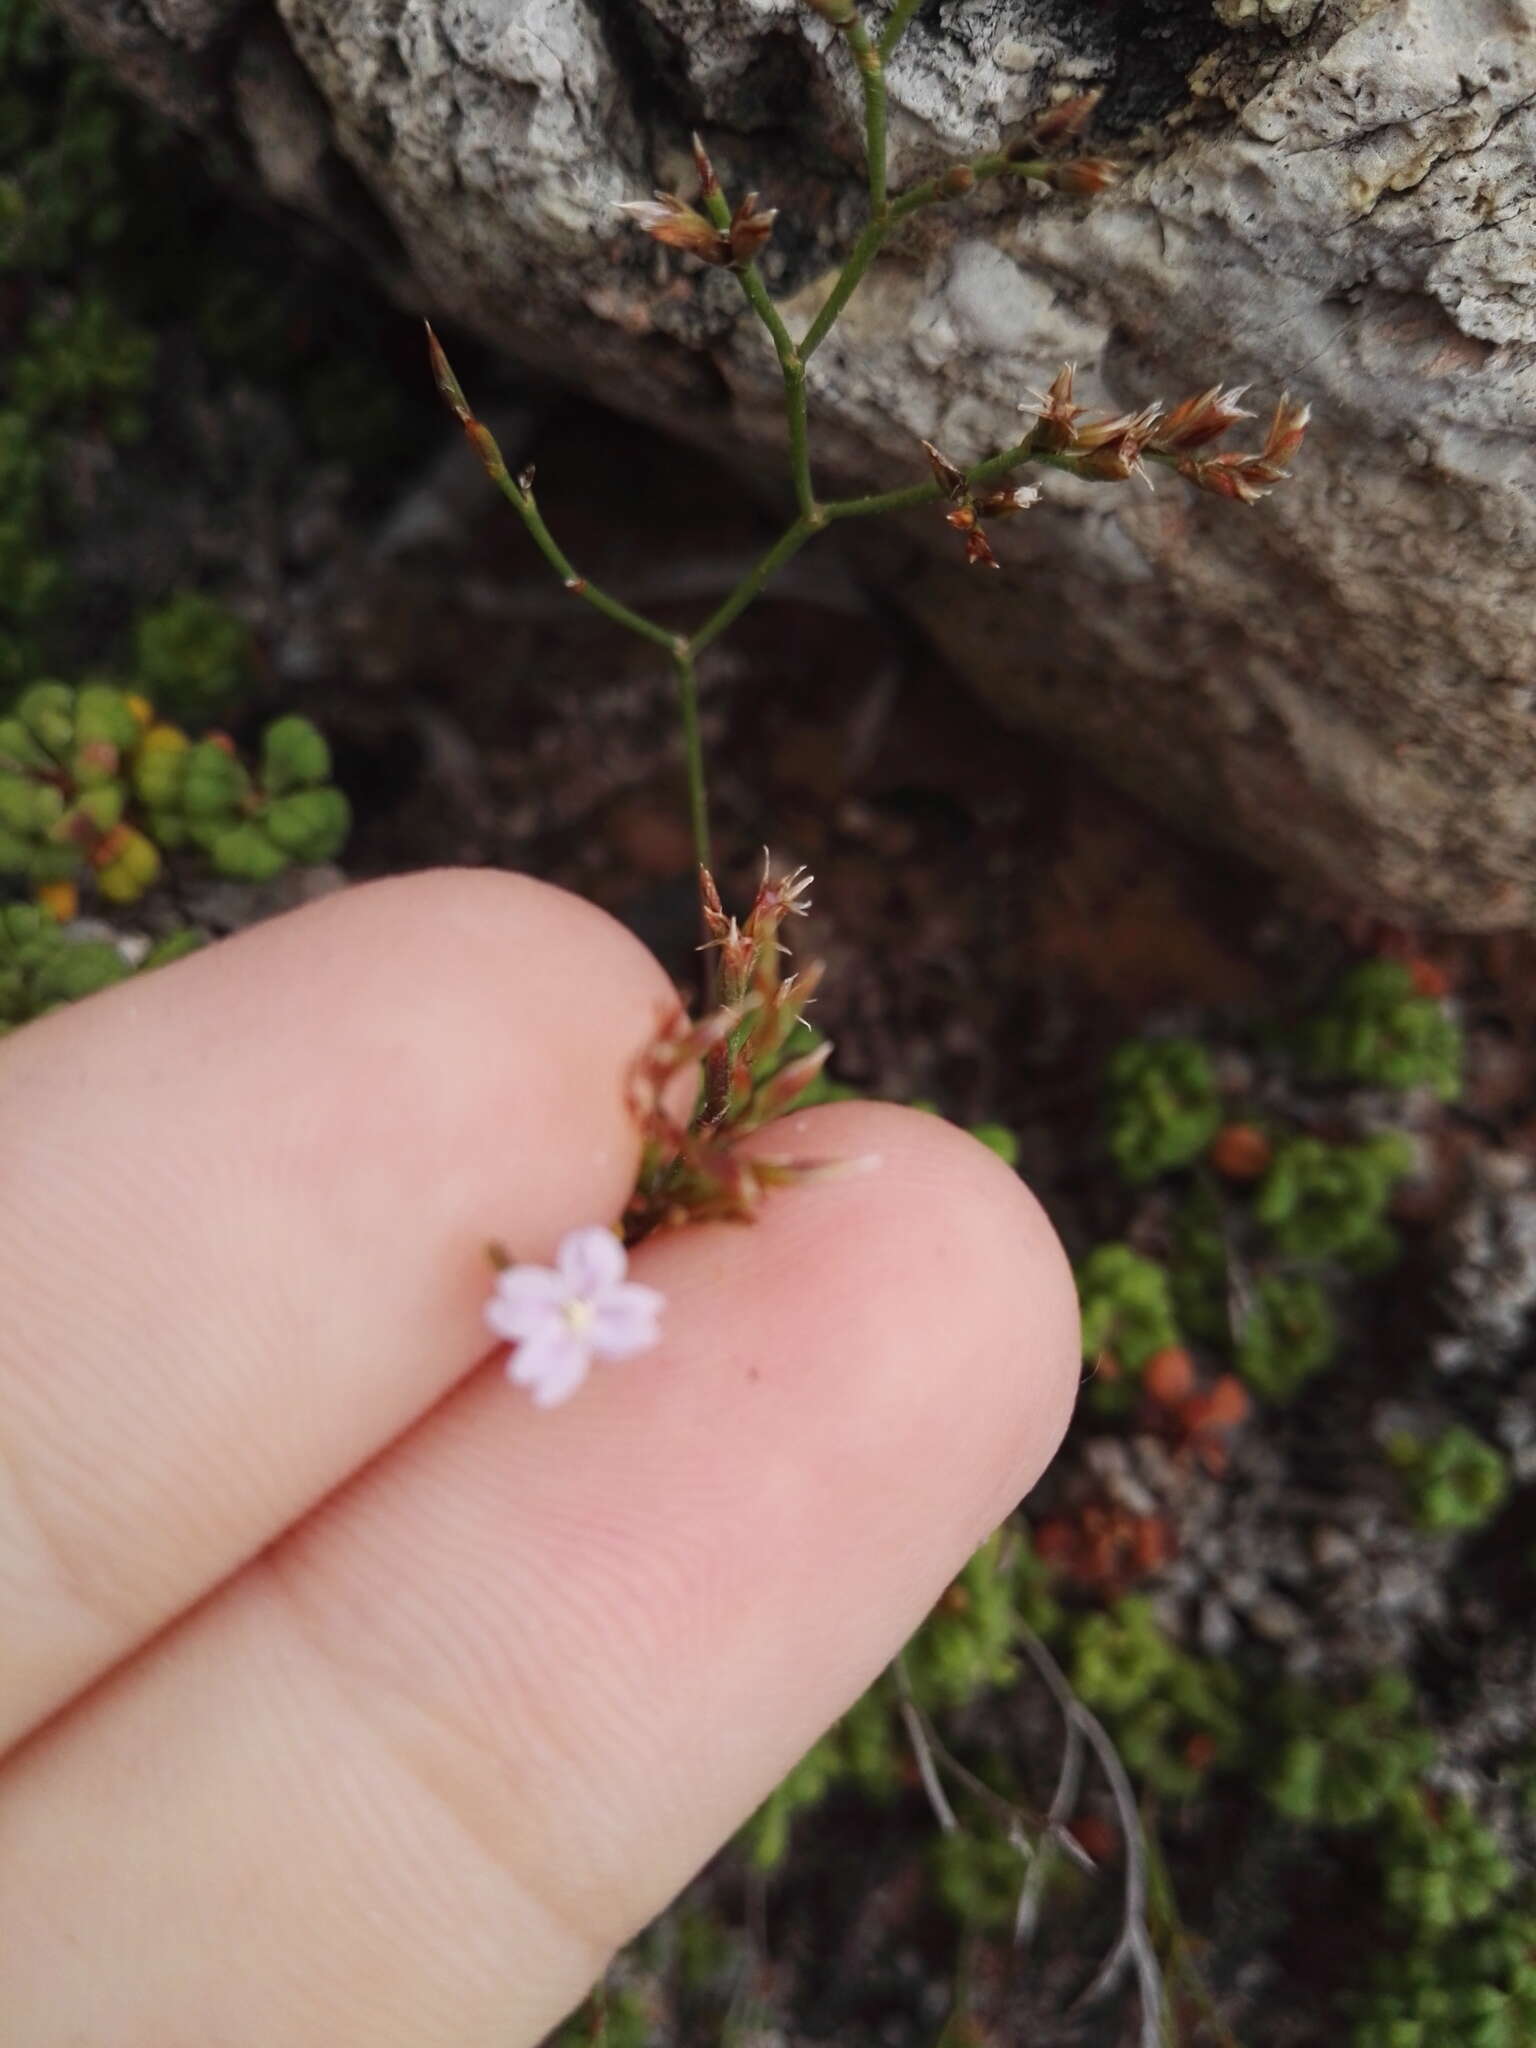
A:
[0,869,1077,2046]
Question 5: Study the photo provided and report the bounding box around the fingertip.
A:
[729,1097,1081,1523]
[0,864,683,1751]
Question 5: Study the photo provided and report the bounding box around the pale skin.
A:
[0,868,1080,2046]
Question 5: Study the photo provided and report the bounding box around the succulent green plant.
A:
[0,0,140,280]
[1103,1036,1222,1185]
[138,712,349,883]
[931,1827,1030,1934]
[1254,1132,1414,1269]
[132,592,254,728]
[0,0,162,685]
[1076,1244,1181,1412]
[1235,1272,1337,1403]
[11,289,153,437]
[1379,1793,1515,1936]
[968,1120,1020,1167]
[743,1685,897,1871]
[0,679,347,904]
[1070,1599,1244,1800]
[1164,1185,1232,1347]
[1352,1982,1526,2048]
[1349,1896,1536,2048]
[744,1533,1056,1869]
[553,1983,658,2048]
[0,899,198,1034]
[902,1531,1057,1709]
[1264,1671,1436,1829]
[1389,1426,1510,1536]
[1304,960,1463,1101]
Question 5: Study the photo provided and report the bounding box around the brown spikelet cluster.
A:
[1009,90,1121,195]
[618,139,777,270]
[921,439,1041,567]
[425,323,522,492]
[624,857,869,1238]
[1169,393,1312,504]
[1021,365,1309,501]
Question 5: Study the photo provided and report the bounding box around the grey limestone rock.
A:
[57,0,1536,923]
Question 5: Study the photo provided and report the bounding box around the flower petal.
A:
[484,1265,567,1344]
[506,1323,590,1406]
[589,1300,662,1361]
[587,1281,665,1362]
[556,1225,627,1298]
[526,1344,593,1409]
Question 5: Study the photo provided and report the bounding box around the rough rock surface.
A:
[59,0,1536,924]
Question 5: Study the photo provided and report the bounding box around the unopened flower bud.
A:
[1261,393,1311,471]
[35,879,78,923]
[1030,89,1102,149]
[424,323,471,423]
[467,420,509,484]
[728,192,779,266]
[746,853,813,930]
[708,914,755,1004]
[699,864,729,940]
[1149,383,1253,455]
[617,194,731,265]
[1022,363,1084,451]
[690,131,720,200]
[920,438,966,497]
[1046,156,1120,197]
[91,823,162,906]
[1176,454,1271,504]
[975,482,1041,517]
[1073,403,1162,454]
[751,1040,834,1123]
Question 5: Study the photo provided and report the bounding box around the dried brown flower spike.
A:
[619,136,778,272]
[624,857,872,1239]
[921,439,1039,568]
[1171,394,1312,503]
[616,192,734,266]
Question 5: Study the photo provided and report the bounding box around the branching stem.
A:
[487,463,684,655]
[843,15,888,216]
[802,155,1049,361]
[737,266,814,518]
[706,181,818,520]
[435,28,1070,883]
[671,646,711,874]
[877,0,926,59]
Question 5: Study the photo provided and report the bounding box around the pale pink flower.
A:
[486,1226,664,1408]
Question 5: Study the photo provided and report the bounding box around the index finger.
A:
[0,868,675,1753]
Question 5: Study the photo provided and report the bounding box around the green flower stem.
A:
[688,433,1042,651]
[686,432,1043,660]
[877,0,927,59]
[671,645,711,874]
[704,182,817,520]
[801,154,1048,363]
[498,450,710,873]
[485,465,683,655]
[824,435,1044,521]
[737,263,815,519]
[844,15,888,216]
[687,515,822,656]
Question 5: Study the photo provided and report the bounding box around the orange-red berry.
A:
[1210,1122,1272,1180]
[1142,1345,1197,1406]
